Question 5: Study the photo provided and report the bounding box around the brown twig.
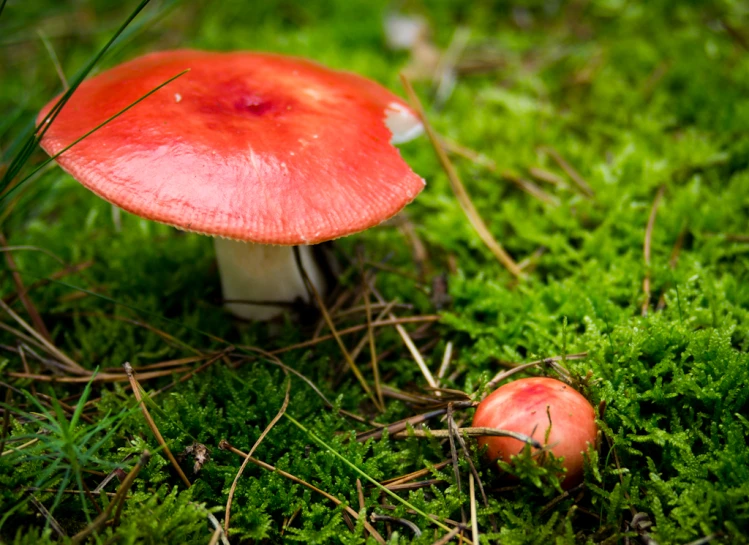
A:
[722,19,749,51]
[436,342,454,386]
[1,234,52,341]
[371,513,423,537]
[401,74,523,278]
[446,405,466,525]
[225,378,290,533]
[642,186,665,316]
[70,451,150,544]
[528,166,567,188]
[485,352,587,390]
[29,494,66,538]
[264,315,441,356]
[357,408,451,443]
[123,363,191,488]
[150,347,234,398]
[442,139,559,206]
[293,247,382,410]
[449,421,486,508]
[0,298,87,375]
[540,146,595,198]
[468,473,479,545]
[431,525,464,545]
[393,426,543,447]
[395,214,430,279]
[9,366,193,383]
[220,441,386,544]
[382,460,452,486]
[68,311,205,355]
[368,284,438,389]
[357,478,366,512]
[385,478,445,491]
[110,354,213,372]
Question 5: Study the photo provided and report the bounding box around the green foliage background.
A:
[1,0,748,543]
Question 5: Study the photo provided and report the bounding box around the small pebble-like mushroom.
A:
[473,377,598,488]
[38,50,424,320]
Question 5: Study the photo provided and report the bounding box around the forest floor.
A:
[1,1,748,544]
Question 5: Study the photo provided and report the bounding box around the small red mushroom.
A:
[37,50,424,320]
[472,377,598,488]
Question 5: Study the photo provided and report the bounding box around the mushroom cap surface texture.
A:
[37,50,425,245]
[472,377,598,487]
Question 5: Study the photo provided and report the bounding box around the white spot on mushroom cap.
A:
[174,93,182,103]
[384,102,424,144]
[304,88,322,100]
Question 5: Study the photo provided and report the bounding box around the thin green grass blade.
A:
[49,398,71,441]
[0,68,189,204]
[32,457,65,491]
[0,0,152,192]
[47,467,72,520]
[69,369,96,430]
[284,413,454,534]
[73,466,93,524]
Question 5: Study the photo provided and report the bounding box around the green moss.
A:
[2,0,749,543]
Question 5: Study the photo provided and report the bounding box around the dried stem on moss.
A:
[70,451,150,544]
[220,440,386,544]
[0,233,52,341]
[485,352,588,391]
[442,138,559,206]
[540,146,595,198]
[293,247,382,410]
[225,378,290,533]
[0,298,86,375]
[123,363,191,488]
[401,74,523,278]
[468,473,479,545]
[642,185,665,316]
[392,426,543,447]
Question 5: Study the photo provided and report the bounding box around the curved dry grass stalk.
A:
[123,363,191,488]
[0,298,86,375]
[70,451,150,544]
[392,426,543,448]
[264,315,441,356]
[400,74,523,279]
[485,351,588,391]
[220,441,386,544]
[540,146,595,198]
[292,247,382,410]
[642,185,666,316]
[224,378,290,534]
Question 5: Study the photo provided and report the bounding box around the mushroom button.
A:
[473,377,598,488]
[37,50,425,320]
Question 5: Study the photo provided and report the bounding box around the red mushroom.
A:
[472,377,598,488]
[37,50,424,320]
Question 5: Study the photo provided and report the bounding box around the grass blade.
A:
[1,69,189,204]
[283,413,468,541]
[0,0,152,192]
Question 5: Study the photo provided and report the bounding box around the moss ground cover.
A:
[1,1,748,543]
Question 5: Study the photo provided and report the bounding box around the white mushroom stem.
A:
[214,238,327,321]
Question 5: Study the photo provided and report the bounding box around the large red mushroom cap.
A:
[37,50,425,245]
